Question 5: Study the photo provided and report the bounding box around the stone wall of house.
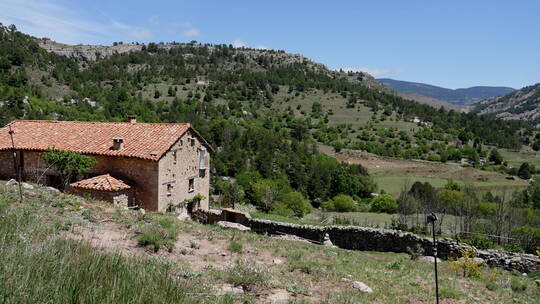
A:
[158,129,210,212]
[0,151,160,211]
[0,151,15,179]
[68,188,134,208]
[87,156,159,210]
[199,209,540,273]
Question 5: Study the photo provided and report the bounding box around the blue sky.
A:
[0,0,538,89]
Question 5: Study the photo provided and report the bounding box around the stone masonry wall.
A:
[158,130,210,212]
[200,209,540,274]
[0,151,160,211]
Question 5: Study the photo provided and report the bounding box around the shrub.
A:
[449,247,484,278]
[273,191,312,217]
[510,277,527,292]
[406,244,425,260]
[137,219,178,253]
[370,194,398,213]
[226,259,268,291]
[227,240,243,253]
[511,225,540,253]
[322,194,357,212]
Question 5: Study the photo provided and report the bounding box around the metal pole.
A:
[8,124,23,204]
[432,219,439,304]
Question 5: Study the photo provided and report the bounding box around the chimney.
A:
[127,115,137,123]
[112,138,124,150]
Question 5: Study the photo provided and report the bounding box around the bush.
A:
[449,247,484,278]
[321,194,357,212]
[137,219,178,253]
[511,277,528,292]
[272,191,312,217]
[226,259,268,291]
[511,225,540,253]
[370,194,398,213]
[227,240,243,253]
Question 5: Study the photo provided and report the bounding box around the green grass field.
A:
[1,182,539,303]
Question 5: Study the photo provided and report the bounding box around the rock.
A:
[45,186,60,192]
[323,233,336,247]
[6,179,18,186]
[341,277,351,282]
[419,256,442,263]
[220,252,228,257]
[216,221,250,231]
[267,289,290,303]
[215,283,244,295]
[22,183,34,190]
[352,281,373,293]
[272,258,283,265]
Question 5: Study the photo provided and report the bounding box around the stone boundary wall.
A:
[197,209,540,273]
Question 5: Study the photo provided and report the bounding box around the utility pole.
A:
[427,212,439,304]
[8,124,23,204]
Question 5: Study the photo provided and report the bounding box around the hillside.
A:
[474,83,540,127]
[378,78,515,106]
[393,91,461,111]
[1,181,539,303]
[1,23,539,207]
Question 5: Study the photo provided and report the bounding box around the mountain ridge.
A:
[378,78,515,106]
[473,83,540,127]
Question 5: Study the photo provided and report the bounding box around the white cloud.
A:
[148,15,159,26]
[183,28,200,38]
[339,67,402,78]
[0,0,111,44]
[111,20,152,40]
[232,39,247,48]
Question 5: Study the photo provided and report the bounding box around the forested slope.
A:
[0,23,537,209]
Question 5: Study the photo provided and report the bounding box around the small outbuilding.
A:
[69,174,134,208]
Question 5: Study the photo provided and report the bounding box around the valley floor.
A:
[1,182,539,303]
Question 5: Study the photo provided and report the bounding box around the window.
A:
[173,150,177,163]
[199,169,206,178]
[167,184,173,196]
[188,178,194,192]
[190,138,195,147]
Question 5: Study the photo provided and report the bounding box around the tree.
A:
[167,86,175,97]
[518,162,535,180]
[154,90,161,99]
[322,194,357,212]
[42,149,96,189]
[251,179,280,211]
[370,194,398,213]
[489,149,503,165]
[532,140,540,151]
[273,191,312,217]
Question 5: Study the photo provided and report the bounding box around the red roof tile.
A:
[0,120,210,161]
[70,174,131,191]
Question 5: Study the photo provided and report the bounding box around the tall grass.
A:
[0,190,226,303]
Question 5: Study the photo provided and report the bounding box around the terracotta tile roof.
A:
[70,174,131,191]
[0,120,211,161]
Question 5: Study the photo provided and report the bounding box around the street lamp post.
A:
[427,212,439,304]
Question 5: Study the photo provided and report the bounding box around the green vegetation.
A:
[1,181,539,303]
[42,149,96,188]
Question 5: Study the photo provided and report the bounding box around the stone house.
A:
[0,120,212,212]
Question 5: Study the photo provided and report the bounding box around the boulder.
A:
[5,179,18,186]
[22,183,34,190]
[352,281,373,293]
[419,256,442,263]
[216,221,250,231]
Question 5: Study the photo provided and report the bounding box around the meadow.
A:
[1,182,539,303]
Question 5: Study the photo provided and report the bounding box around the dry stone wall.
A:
[199,209,540,274]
